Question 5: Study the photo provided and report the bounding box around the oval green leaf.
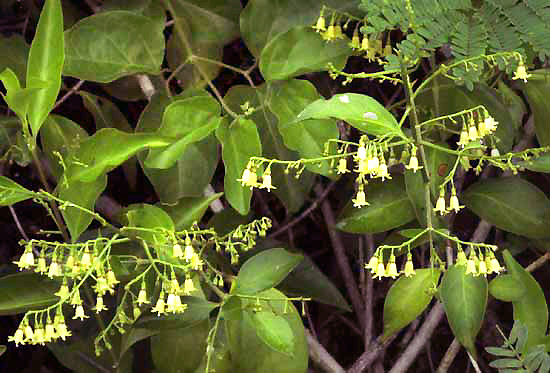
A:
[26,0,64,137]
[249,310,295,356]
[500,250,548,352]
[520,152,550,173]
[260,26,351,81]
[64,128,169,183]
[216,118,262,215]
[0,176,35,206]
[462,177,550,239]
[63,11,164,82]
[336,175,416,234]
[233,248,303,296]
[0,272,59,315]
[489,274,526,302]
[383,269,441,340]
[439,264,488,355]
[160,193,224,230]
[295,92,403,138]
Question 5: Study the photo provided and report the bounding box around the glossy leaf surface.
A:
[233,248,303,296]
[0,273,58,315]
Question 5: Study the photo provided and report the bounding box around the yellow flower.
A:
[360,36,369,51]
[488,252,504,274]
[478,255,487,276]
[468,125,478,141]
[334,24,344,39]
[373,261,386,280]
[55,321,72,341]
[23,323,34,342]
[405,155,422,172]
[94,295,108,313]
[73,305,88,320]
[356,159,368,174]
[367,155,380,175]
[260,169,275,192]
[107,269,119,287]
[48,261,60,278]
[352,186,369,208]
[191,253,204,270]
[36,256,47,274]
[55,281,70,299]
[365,255,378,273]
[337,158,349,174]
[457,128,469,147]
[490,148,500,157]
[81,249,92,269]
[70,290,81,306]
[8,327,25,346]
[238,168,251,186]
[403,253,415,277]
[137,285,149,305]
[350,30,360,49]
[484,116,498,134]
[173,243,183,258]
[152,292,166,316]
[32,327,46,345]
[448,191,463,213]
[513,61,531,83]
[477,118,487,137]
[356,144,367,161]
[183,276,195,295]
[44,322,56,342]
[322,24,336,41]
[376,161,391,181]
[465,252,477,276]
[184,240,194,261]
[456,250,467,266]
[386,255,399,279]
[434,191,446,215]
[312,15,326,33]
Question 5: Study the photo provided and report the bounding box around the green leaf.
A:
[240,0,357,58]
[151,320,210,373]
[277,256,351,311]
[207,207,252,236]
[118,327,159,361]
[462,177,550,239]
[489,274,526,302]
[0,272,58,315]
[336,175,416,234]
[260,26,351,81]
[500,250,548,352]
[223,289,308,373]
[268,79,339,177]
[249,310,294,356]
[125,203,175,247]
[160,193,223,230]
[223,84,314,213]
[165,0,241,90]
[26,0,64,137]
[383,269,441,340]
[216,118,262,215]
[233,248,303,296]
[295,93,404,138]
[0,69,42,125]
[425,144,456,197]
[64,128,169,183]
[40,115,88,180]
[0,35,29,85]
[58,174,107,242]
[136,93,218,202]
[136,296,218,330]
[0,176,35,206]
[520,152,550,173]
[489,359,524,369]
[524,74,550,146]
[485,347,517,357]
[439,264,488,356]
[63,11,164,82]
[145,96,222,169]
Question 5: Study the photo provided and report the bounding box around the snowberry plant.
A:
[2,0,550,372]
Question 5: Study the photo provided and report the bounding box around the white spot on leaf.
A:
[339,95,350,103]
[364,112,378,120]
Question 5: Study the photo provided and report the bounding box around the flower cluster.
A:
[457,113,498,148]
[238,162,276,192]
[433,187,464,215]
[312,12,392,61]
[456,247,503,277]
[8,308,71,347]
[365,252,416,280]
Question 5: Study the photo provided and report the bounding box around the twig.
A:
[364,235,374,348]
[316,184,365,330]
[347,336,396,373]
[54,80,85,109]
[9,205,29,242]
[388,303,446,373]
[526,252,550,272]
[436,338,461,373]
[268,180,337,239]
[306,329,346,373]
